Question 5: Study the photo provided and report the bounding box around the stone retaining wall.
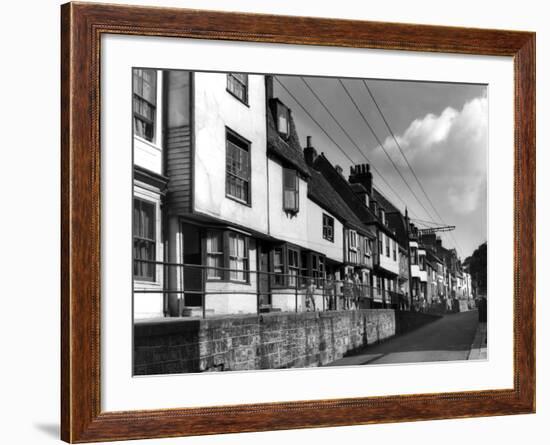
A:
[134,309,438,375]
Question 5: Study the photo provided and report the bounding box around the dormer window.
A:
[227,73,248,104]
[275,101,291,137]
[379,209,386,225]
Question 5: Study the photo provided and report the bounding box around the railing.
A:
[133,259,406,318]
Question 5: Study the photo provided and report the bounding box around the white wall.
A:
[2,1,548,445]
[306,199,344,262]
[193,72,269,234]
[267,158,309,245]
[378,234,400,275]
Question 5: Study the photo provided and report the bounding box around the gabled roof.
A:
[372,188,409,248]
[266,98,311,177]
[308,169,375,237]
[312,154,378,225]
[372,188,401,214]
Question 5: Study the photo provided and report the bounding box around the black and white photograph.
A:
[132,69,488,375]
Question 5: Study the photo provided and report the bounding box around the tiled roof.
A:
[372,188,401,214]
[312,154,379,225]
[308,169,375,237]
[266,99,311,177]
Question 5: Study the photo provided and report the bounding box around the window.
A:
[322,214,334,242]
[363,238,372,264]
[206,231,224,279]
[310,254,325,287]
[226,73,248,104]
[378,234,383,257]
[133,69,157,142]
[364,194,370,207]
[288,248,300,287]
[348,230,358,263]
[226,130,251,204]
[379,209,386,225]
[410,246,418,265]
[272,248,285,286]
[133,198,156,281]
[228,232,249,282]
[283,167,299,212]
[386,236,390,257]
[206,230,249,282]
[276,102,291,137]
[393,241,397,261]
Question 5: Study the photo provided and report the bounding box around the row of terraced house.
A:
[132,69,473,319]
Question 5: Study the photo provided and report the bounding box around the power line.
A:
[274,77,415,216]
[362,80,465,258]
[336,78,437,224]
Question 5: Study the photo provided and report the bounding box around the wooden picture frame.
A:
[61,2,535,442]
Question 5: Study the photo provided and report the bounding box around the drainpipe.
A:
[405,208,413,311]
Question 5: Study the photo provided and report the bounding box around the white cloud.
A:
[371,96,488,217]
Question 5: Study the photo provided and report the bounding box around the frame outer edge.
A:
[60,2,536,442]
[515,33,536,413]
[60,2,72,442]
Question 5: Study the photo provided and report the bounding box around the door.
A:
[258,242,271,307]
[182,223,203,307]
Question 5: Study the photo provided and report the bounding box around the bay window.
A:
[283,167,299,212]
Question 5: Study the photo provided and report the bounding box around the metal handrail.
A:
[133,258,405,317]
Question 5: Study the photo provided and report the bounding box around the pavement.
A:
[467,321,487,360]
[327,310,481,367]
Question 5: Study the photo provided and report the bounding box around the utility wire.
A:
[274,77,415,217]
[362,80,465,258]
[336,78,437,224]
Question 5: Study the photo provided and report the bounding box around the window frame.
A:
[322,213,335,242]
[348,229,358,264]
[132,69,157,143]
[276,101,291,138]
[205,230,225,281]
[282,167,300,213]
[204,229,251,284]
[226,72,249,105]
[225,128,252,206]
[133,197,157,282]
[227,231,250,283]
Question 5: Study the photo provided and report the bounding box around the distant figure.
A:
[326,273,336,310]
[342,274,353,310]
[352,272,361,309]
[305,278,316,312]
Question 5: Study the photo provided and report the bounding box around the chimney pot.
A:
[306,135,312,148]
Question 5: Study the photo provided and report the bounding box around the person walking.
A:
[305,278,316,312]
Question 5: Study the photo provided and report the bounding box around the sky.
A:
[273,75,487,259]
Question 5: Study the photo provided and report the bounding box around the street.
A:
[327,310,481,366]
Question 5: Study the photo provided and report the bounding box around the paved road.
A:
[327,310,480,366]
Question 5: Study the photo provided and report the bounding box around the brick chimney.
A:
[348,163,373,195]
[303,136,317,167]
